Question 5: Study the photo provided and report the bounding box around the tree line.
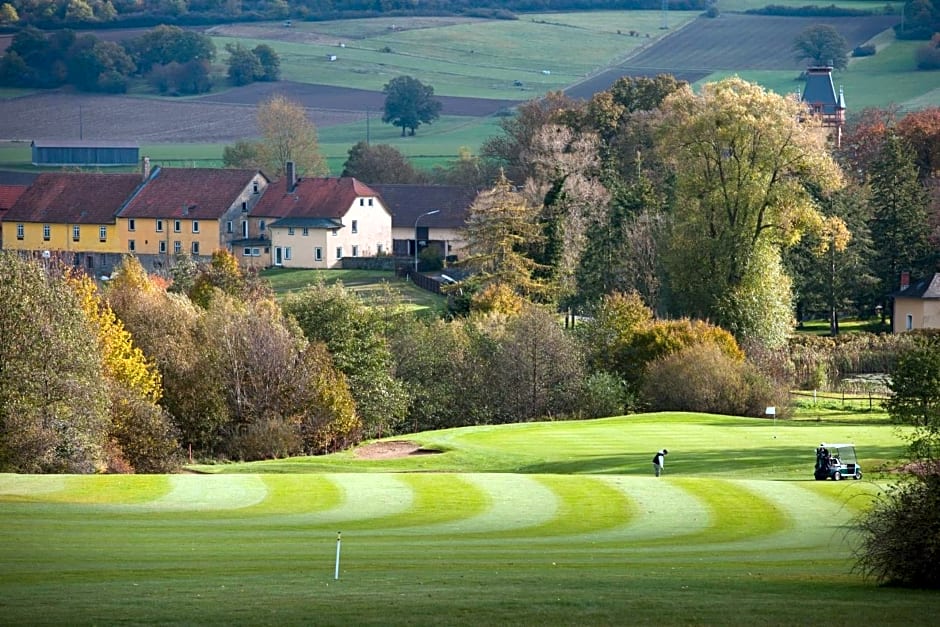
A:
[0,24,279,93]
[0,0,707,30]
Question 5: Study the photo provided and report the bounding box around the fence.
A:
[790,389,889,410]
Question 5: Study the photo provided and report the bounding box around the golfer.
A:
[652,449,668,477]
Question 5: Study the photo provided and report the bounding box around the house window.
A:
[243,247,252,256]
[192,241,200,255]
[302,227,309,236]
[253,182,259,194]
[227,221,233,234]
[288,227,295,236]
[174,241,181,254]
[16,224,24,240]
[285,247,292,260]
[352,245,359,257]
[128,240,136,252]
[252,247,260,256]
[332,229,338,237]
[241,201,248,212]
[359,198,364,206]
[99,227,107,242]
[351,220,358,234]
[336,246,342,259]
[377,243,384,254]
[192,220,200,234]
[43,224,50,240]
[368,198,373,206]
[260,220,266,232]
[72,225,80,241]
[156,219,164,232]
[174,220,181,233]
[242,221,248,238]
[906,314,914,331]
[315,247,323,261]
[128,219,136,231]
[159,241,167,254]
[264,247,269,254]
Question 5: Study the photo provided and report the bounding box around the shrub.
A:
[854,475,940,588]
[916,44,940,70]
[227,418,302,461]
[704,5,719,18]
[577,371,636,419]
[852,44,876,57]
[642,343,787,417]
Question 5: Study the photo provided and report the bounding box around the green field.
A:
[3,412,937,625]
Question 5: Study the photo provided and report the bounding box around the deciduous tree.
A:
[382,75,442,136]
[256,94,328,177]
[656,77,844,346]
[341,141,426,183]
[793,24,849,70]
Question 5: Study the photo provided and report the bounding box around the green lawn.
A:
[261,267,446,314]
[2,412,931,625]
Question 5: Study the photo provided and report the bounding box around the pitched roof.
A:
[0,185,27,211]
[895,273,940,299]
[253,176,379,220]
[370,184,477,228]
[120,167,263,219]
[801,66,844,115]
[5,172,143,223]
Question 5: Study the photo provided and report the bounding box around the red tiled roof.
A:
[252,176,379,220]
[0,185,27,211]
[4,173,143,224]
[121,167,263,219]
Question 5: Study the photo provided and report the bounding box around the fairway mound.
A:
[355,440,441,459]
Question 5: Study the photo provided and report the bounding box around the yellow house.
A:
[2,172,144,274]
[117,164,269,271]
[893,273,940,332]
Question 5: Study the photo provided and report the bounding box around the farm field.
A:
[0,8,935,172]
[2,413,936,625]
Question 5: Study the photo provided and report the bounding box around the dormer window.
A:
[252,182,259,194]
[242,201,248,212]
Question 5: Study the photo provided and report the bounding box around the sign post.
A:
[766,406,776,438]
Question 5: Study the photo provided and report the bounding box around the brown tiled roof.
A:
[371,184,477,228]
[253,176,379,220]
[121,167,263,219]
[4,173,143,224]
[0,185,27,210]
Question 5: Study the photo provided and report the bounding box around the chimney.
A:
[286,161,296,192]
[900,271,910,290]
[142,156,151,180]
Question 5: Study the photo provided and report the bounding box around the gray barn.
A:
[31,140,139,167]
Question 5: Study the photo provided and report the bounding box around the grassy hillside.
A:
[1,412,928,624]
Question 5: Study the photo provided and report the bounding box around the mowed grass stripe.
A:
[634,478,787,548]
[416,473,558,535]
[307,473,415,525]
[511,475,633,538]
[141,474,268,511]
[600,476,711,541]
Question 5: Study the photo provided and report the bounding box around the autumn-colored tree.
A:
[480,91,579,185]
[256,94,328,177]
[282,279,408,439]
[461,172,552,303]
[836,106,898,181]
[896,107,940,179]
[656,77,845,346]
[0,253,109,473]
[341,141,427,184]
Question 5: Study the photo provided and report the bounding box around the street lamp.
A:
[414,209,440,273]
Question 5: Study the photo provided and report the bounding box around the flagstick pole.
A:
[334,532,342,580]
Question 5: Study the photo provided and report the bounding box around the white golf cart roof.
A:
[820,443,855,449]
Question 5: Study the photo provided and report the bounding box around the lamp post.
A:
[414,209,440,273]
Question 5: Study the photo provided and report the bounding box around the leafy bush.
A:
[852,44,876,57]
[916,43,940,70]
[227,418,303,461]
[855,475,940,588]
[642,344,787,417]
[577,371,636,419]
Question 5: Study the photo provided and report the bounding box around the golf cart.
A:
[814,443,862,481]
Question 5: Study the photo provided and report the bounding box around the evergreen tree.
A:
[868,132,933,318]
